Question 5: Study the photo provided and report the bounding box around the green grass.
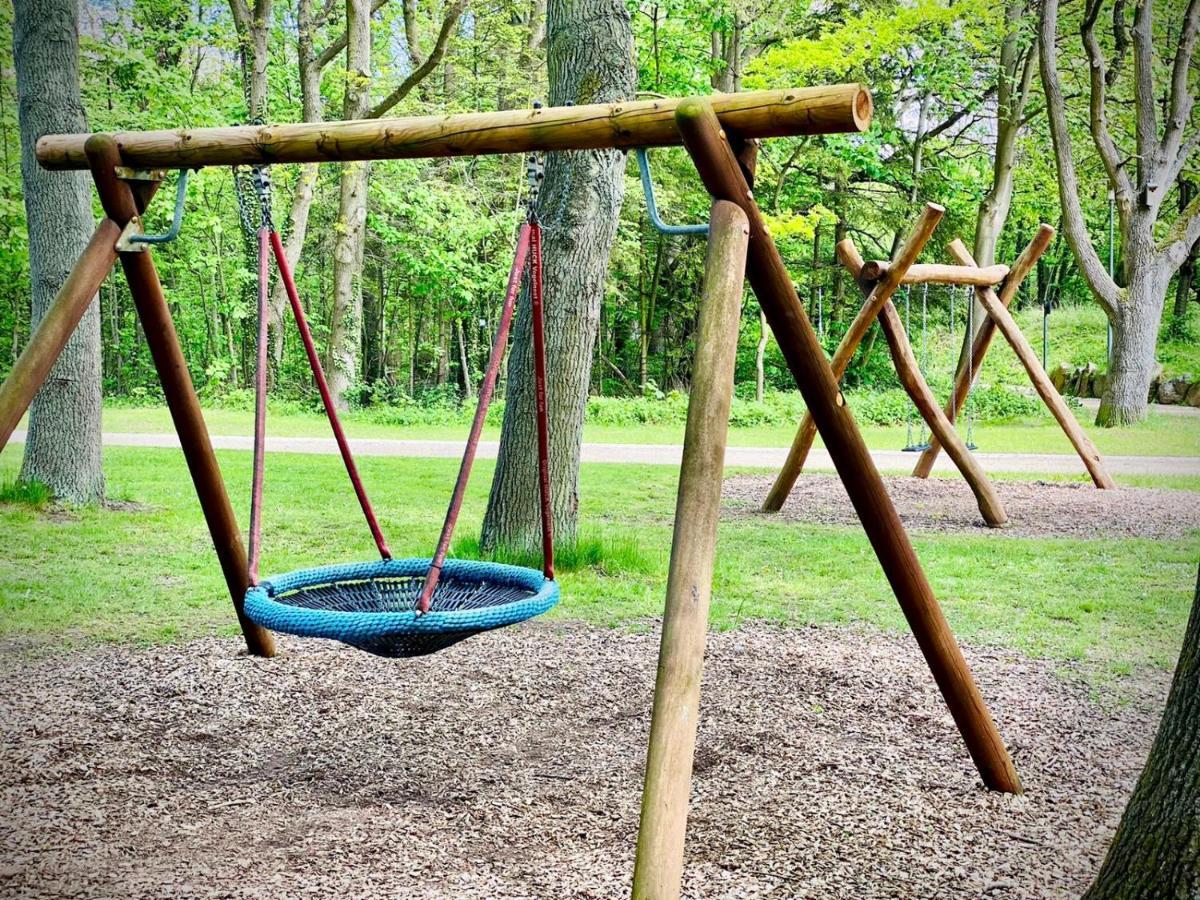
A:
[1,443,1195,673]
[0,478,51,507]
[89,403,1200,457]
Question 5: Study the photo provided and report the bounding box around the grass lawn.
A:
[94,403,1200,457]
[2,444,1195,674]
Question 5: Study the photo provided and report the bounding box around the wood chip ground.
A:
[0,623,1167,898]
[723,474,1200,539]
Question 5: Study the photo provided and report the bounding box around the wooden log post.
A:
[85,136,276,657]
[859,260,1009,286]
[946,239,1116,489]
[912,226,1054,478]
[676,99,1021,796]
[839,240,1008,527]
[0,219,120,451]
[760,204,944,514]
[37,86,871,171]
[631,201,749,900]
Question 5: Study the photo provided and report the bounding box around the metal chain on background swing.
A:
[963,285,977,450]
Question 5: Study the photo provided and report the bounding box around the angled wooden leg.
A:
[0,220,120,452]
[632,201,749,900]
[760,203,944,512]
[677,99,1021,795]
[837,240,1008,527]
[85,135,275,657]
[913,225,1054,478]
[947,239,1115,489]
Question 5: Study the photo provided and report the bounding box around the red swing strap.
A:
[417,216,556,612]
[269,229,391,561]
[247,227,271,584]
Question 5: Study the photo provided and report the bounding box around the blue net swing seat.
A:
[235,165,557,658]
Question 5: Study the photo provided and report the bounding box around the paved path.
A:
[1075,397,1199,417]
[10,430,1198,477]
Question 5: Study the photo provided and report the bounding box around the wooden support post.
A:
[85,135,275,657]
[859,260,1009,286]
[676,99,1021,795]
[631,201,749,900]
[839,241,1007,527]
[0,219,120,452]
[946,239,1116,489]
[761,204,944,513]
[912,226,1054,478]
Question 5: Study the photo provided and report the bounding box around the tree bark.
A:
[1085,566,1200,897]
[12,0,104,502]
[481,0,634,552]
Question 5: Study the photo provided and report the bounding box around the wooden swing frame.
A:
[0,86,1025,900]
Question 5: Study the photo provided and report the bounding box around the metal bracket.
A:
[115,166,168,182]
[115,216,149,252]
[636,148,709,237]
[128,169,190,246]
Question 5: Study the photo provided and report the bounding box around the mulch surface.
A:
[724,473,1200,539]
[0,623,1167,898]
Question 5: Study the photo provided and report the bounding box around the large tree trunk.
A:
[326,0,372,409]
[480,0,634,552]
[1085,567,1200,897]
[12,0,104,503]
[1098,243,1168,426]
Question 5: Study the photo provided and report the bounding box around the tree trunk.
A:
[481,0,634,553]
[1085,566,1200,897]
[12,0,104,503]
[755,307,767,401]
[1098,252,1167,426]
[326,0,372,409]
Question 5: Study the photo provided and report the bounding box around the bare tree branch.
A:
[1161,193,1200,270]
[1168,130,1200,188]
[1106,0,1129,86]
[315,0,389,71]
[1041,0,1120,310]
[369,0,468,119]
[1081,0,1134,199]
[1161,0,1200,172]
[1130,0,1159,176]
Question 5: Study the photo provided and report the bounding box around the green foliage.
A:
[0,479,51,508]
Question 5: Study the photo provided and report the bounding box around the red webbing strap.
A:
[530,221,554,580]
[417,223,533,613]
[247,228,271,584]
[268,230,392,560]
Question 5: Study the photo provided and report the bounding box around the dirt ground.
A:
[0,623,1167,899]
[723,473,1200,539]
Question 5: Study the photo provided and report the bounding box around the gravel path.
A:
[725,473,1200,539]
[9,430,1199,477]
[0,624,1167,898]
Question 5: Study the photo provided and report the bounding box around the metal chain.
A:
[233,165,273,236]
[525,101,546,222]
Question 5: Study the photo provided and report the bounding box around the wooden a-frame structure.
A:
[0,86,1025,900]
[762,220,1115,518]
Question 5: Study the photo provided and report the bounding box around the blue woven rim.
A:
[244,558,559,642]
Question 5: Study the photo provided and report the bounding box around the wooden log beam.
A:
[675,99,1021,797]
[912,226,1054,478]
[839,241,1007,526]
[946,239,1116,489]
[0,219,119,452]
[860,260,1010,286]
[760,205,943,514]
[86,135,276,657]
[632,201,749,900]
[37,85,871,171]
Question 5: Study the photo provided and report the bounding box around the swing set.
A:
[2,85,1037,898]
